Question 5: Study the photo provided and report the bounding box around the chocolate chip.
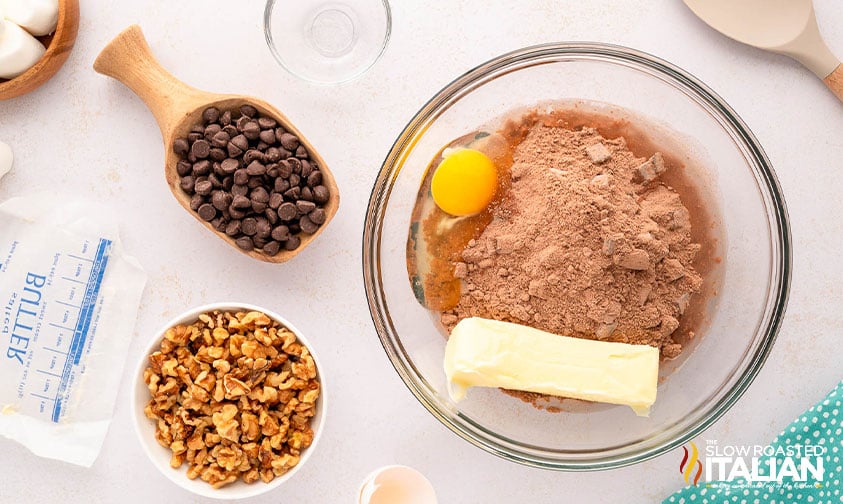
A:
[243,149,263,165]
[188,132,202,144]
[283,186,301,200]
[177,160,192,177]
[300,186,313,202]
[227,142,244,158]
[279,133,300,151]
[234,169,249,186]
[203,107,220,124]
[309,208,326,225]
[313,185,330,204]
[236,236,254,250]
[229,207,247,220]
[296,200,316,214]
[232,194,252,209]
[258,117,277,129]
[262,241,281,256]
[241,217,258,236]
[271,225,290,241]
[191,140,211,159]
[195,179,213,196]
[259,129,276,145]
[306,171,322,187]
[221,158,239,174]
[246,160,266,176]
[269,192,284,209]
[209,148,226,162]
[300,160,313,178]
[189,194,204,211]
[235,115,251,132]
[231,134,249,152]
[204,124,221,140]
[255,218,271,238]
[274,178,290,193]
[198,203,216,221]
[243,121,261,140]
[174,138,189,155]
[232,184,249,197]
[252,201,267,213]
[240,105,258,118]
[289,173,301,188]
[265,147,282,163]
[193,160,211,176]
[212,131,231,148]
[277,160,292,179]
[251,186,270,203]
[299,215,319,234]
[180,175,195,194]
[247,177,263,189]
[212,191,232,211]
[222,124,238,138]
[278,202,297,221]
[287,157,302,174]
[295,145,309,159]
[284,235,301,251]
[266,164,279,177]
[265,209,279,225]
[253,236,268,249]
[220,110,232,126]
[225,220,241,236]
[208,173,223,188]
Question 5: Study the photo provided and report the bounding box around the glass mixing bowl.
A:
[363,43,791,469]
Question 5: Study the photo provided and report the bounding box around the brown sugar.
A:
[441,123,703,363]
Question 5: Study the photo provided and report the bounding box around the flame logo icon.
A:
[679,441,703,486]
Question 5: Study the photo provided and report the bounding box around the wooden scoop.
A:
[93,25,339,263]
[683,0,843,102]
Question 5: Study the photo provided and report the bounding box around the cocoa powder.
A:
[441,124,703,363]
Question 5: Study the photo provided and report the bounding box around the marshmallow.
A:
[0,18,46,79]
[0,0,59,37]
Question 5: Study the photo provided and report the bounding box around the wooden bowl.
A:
[94,25,340,263]
[0,0,80,100]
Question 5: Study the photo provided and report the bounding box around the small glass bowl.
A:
[363,43,791,470]
[263,0,391,85]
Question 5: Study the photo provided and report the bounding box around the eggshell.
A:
[358,465,437,504]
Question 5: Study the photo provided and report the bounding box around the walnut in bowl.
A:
[133,303,326,499]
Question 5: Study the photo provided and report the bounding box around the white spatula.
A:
[683,0,843,102]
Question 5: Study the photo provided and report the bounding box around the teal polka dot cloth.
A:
[663,381,843,503]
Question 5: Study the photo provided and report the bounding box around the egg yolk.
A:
[431,149,497,216]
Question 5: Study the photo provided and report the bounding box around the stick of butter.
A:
[444,317,659,416]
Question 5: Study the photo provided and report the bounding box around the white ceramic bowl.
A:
[132,302,327,500]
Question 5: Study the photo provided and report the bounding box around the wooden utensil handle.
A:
[824,64,843,103]
[94,25,201,137]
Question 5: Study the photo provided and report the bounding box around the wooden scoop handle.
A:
[824,64,843,103]
[93,25,205,139]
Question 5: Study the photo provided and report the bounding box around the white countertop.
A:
[1,1,842,502]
